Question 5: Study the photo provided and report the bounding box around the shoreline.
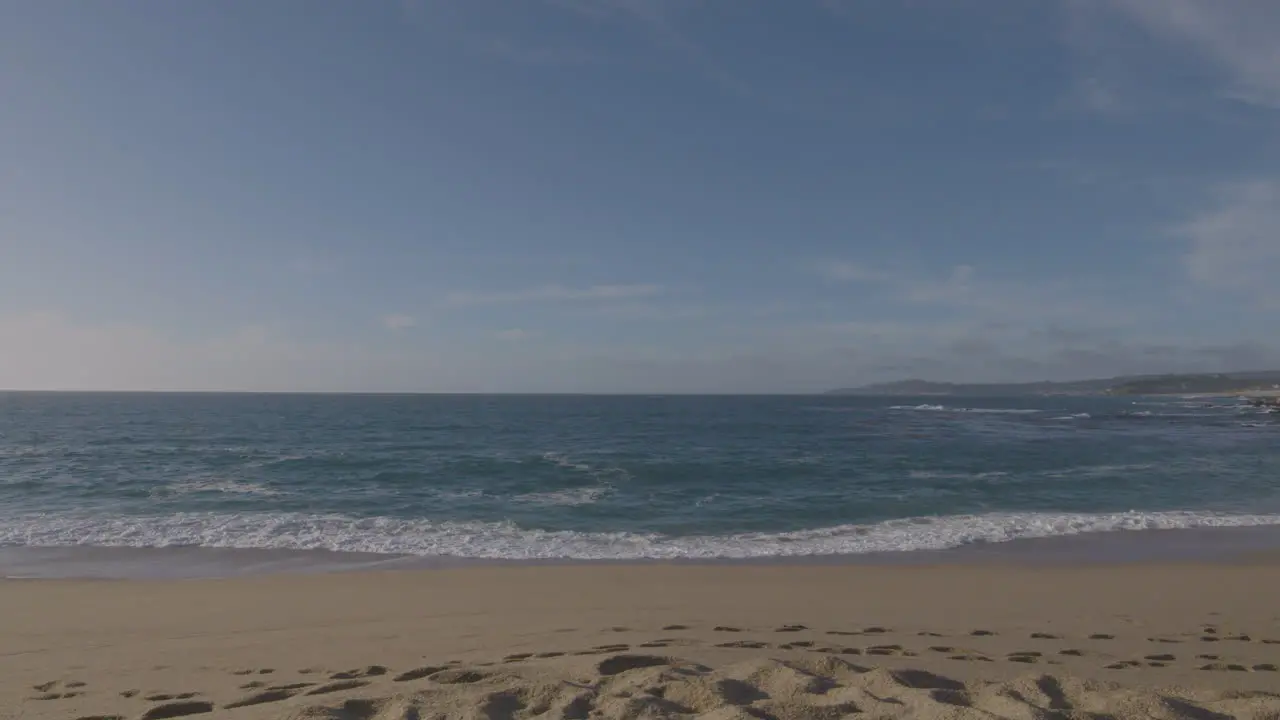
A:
[8,523,1280,579]
[7,556,1280,718]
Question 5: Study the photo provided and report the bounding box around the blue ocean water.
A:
[1,392,1278,561]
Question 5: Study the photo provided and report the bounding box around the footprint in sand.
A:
[716,640,770,649]
[1104,661,1142,670]
[535,651,566,659]
[33,679,87,696]
[330,665,388,680]
[1059,649,1086,657]
[596,654,671,676]
[30,692,84,701]
[662,625,689,631]
[224,687,309,709]
[948,654,993,663]
[591,644,631,654]
[1144,654,1176,662]
[780,641,815,649]
[503,653,535,662]
[970,630,996,637]
[863,627,890,634]
[144,693,201,702]
[393,666,451,682]
[866,645,916,657]
[139,701,215,720]
[1199,663,1250,672]
[1007,652,1042,664]
[1030,633,1060,640]
[1089,634,1115,640]
[775,625,808,633]
[1254,663,1279,672]
[428,669,494,685]
[917,631,944,638]
[306,680,371,695]
[714,626,743,633]
[826,630,861,637]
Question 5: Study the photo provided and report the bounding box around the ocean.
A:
[1,392,1278,576]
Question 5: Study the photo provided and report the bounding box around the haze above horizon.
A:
[4,1,1279,394]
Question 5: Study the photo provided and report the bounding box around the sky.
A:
[2,0,1279,393]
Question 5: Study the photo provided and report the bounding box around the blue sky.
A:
[2,0,1279,393]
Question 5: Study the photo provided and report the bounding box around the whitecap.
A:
[154,479,284,498]
[5,509,1278,560]
[512,486,612,507]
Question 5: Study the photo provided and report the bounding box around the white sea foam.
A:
[887,404,1039,414]
[3,510,1279,560]
[1040,463,1156,478]
[542,452,633,481]
[155,479,285,498]
[513,486,612,507]
[1049,413,1091,420]
[907,470,1010,480]
[542,451,592,473]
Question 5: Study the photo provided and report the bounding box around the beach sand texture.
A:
[6,561,1280,719]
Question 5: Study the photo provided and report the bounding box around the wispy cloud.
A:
[817,261,892,283]
[1106,0,1280,108]
[543,0,751,96]
[382,314,417,331]
[495,328,538,341]
[819,261,1130,326]
[1178,180,1280,308]
[445,283,665,306]
[1067,0,1280,110]
[820,261,978,305]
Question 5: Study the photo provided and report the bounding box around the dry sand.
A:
[5,559,1280,719]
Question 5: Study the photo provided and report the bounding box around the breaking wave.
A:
[3,510,1279,560]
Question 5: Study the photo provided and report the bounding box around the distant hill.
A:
[1106,372,1280,396]
[827,371,1280,396]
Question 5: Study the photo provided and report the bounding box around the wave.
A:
[512,486,612,507]
[153,479,285,498]
[542,452,633,481]
[3,510,1279,560]
[1049,413,1091,420]
[907,470,1010,480]
[887,404,1039,414]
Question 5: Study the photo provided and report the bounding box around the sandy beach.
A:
[5,558,1280,719]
